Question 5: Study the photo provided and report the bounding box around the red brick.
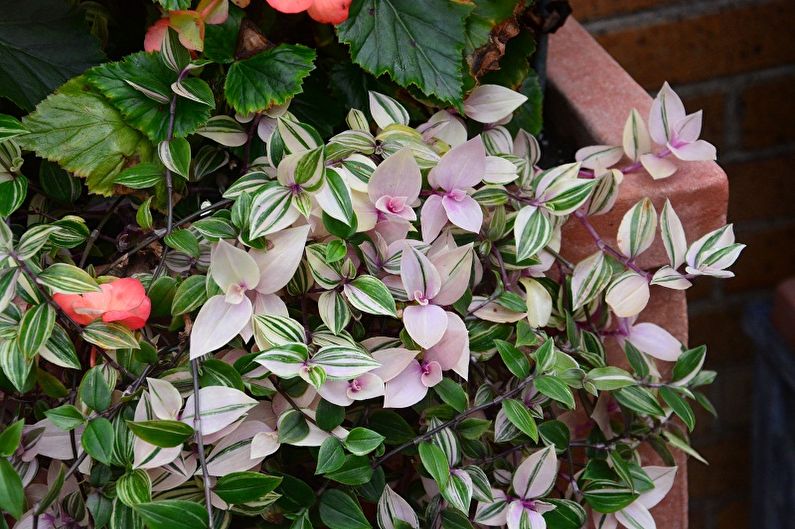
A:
[725,154,795,223]
[725,224,795,293]
[716,499,750,529]
[740,74,795,150]
[681,92,725,150]
[569,0,666,21]
[772,277,795,350]
[592,1,795,89]
[688,436,750,499]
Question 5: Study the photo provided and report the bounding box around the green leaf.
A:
[419,441,449,489]
[344,275,397,317]
[134,500,208,529]
[316,399,346,432]
[199,358,244,390]
[534,375,575,409]
[586,367,636,391]
[343,427,385,456]
[79,366,112,412]
[85,52,212,141]
[114,163,163,189]
[158,138,191,180]
[319,489,372,529]
[662,430,707,464]
[137,197,154,230]
[38,263,100,294]
[614,386,664,417]
[338,0,472,105]
[0,175,28,217]
[127,420,194,448]
[224,44,316,115]
[494,339,530,379]
[171,275,207,316]
[44,404,86,431]
[17,302,56,358]
[501,399,538,442]
[35,462,65,516]
[82,417,114,465]
[538,420,570,452]
[325,455,373,485]
[204,5,244,64]
[278,409,310,444]
[0,458,23,519]
[0,0,104,111]
[660,387,696,431]
[18,77,153,196]
[39,160,82,204]
[164,229,199,257]
[214,472,282,504]
[368,410,416,444]
[316,437,346,474]
[542,498,587,529]
[82,321,139,350]
[434,379,469,413]
[582,481,638,514]
[0,420,23,457]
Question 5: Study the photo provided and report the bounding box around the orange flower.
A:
[145,0,229,52]
[53,278,151,330]
[266,0,351,24]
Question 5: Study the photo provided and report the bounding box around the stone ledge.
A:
[546,19,730,269]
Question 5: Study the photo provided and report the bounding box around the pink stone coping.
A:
[544,19,732,529]
[547,19,729,269]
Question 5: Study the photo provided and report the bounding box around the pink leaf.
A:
[637,466,678,509]
[383,360,428,408]
[420,194,448,243]
[400,246,442,302]
[441,193,483,234]
[649,82,686,145]
[371,348,419,382]
[424,312,469,379]
[368,149,421,206]
[403,304,448,349]
[250,225,310,294]
[616,503,656,529]
[512,445,558,500]
[190,295,253,359]
[428,136,486,191]
[668,139,716,161]
[627,322,682,361]
[430,243,474,306]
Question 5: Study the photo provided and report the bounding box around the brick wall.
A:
[567,1,795,528]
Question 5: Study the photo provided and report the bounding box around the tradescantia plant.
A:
[0,1,742,529]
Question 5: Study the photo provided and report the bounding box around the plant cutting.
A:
[0,2,742,529]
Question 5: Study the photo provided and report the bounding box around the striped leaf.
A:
[128,420,194,448]
[16,225,60,259]
[114,162,163,189]
[311,345,379,380]
[377,486,419,529]
[660,199,687,269]
[17,302,55,358]
[316,168,356,227]
[158,138,191,179]
[0,114,28,142]
[588,169,623,216]
[586,367,636,391]
[191,217,236,240]
[368,91,409,129]
[622,108,651,162]
[326,130,376,160]
[292,147,325,191]
[343,275,397,317]
[223,171,271,199]
[82,322,140,350]
[440,469,473,514]
[171,275,207,316]
[617,198,657,259]
[196,115,248,147]
[464,465,493,502]
[248,185,299,239]
[318,291,350,335]
[160,27,189,73]
[428,417,461,466]
[306,244,343,289]
[171,77,215,107]
[164,229,199,258]
[137,197,153,230]
[614,386,664,417]
[193,145,229,179]
[252,315,306,347]
[543,179,597,216]
[514,205,552,262]
[277,116,322,154]
[254,343,309,379]
[133,500,209,529]
[116,469,152,507]
[0,268,17,314]
[0,340,33,392]
[39,324,80,369]
[570,252,612,310]
[575,145,623,170]
[38,263,100,294]
[180,386,257,437]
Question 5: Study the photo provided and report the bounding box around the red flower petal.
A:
[307,0,351,24]
[266,0,314,14]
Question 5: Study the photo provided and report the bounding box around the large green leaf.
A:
[18,77,153,196]
[224,44,316,115]
[0,0,104,111]
[338,0,472,105]
[85,52,213,142]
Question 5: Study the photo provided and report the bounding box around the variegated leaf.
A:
[617,198,657,259]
